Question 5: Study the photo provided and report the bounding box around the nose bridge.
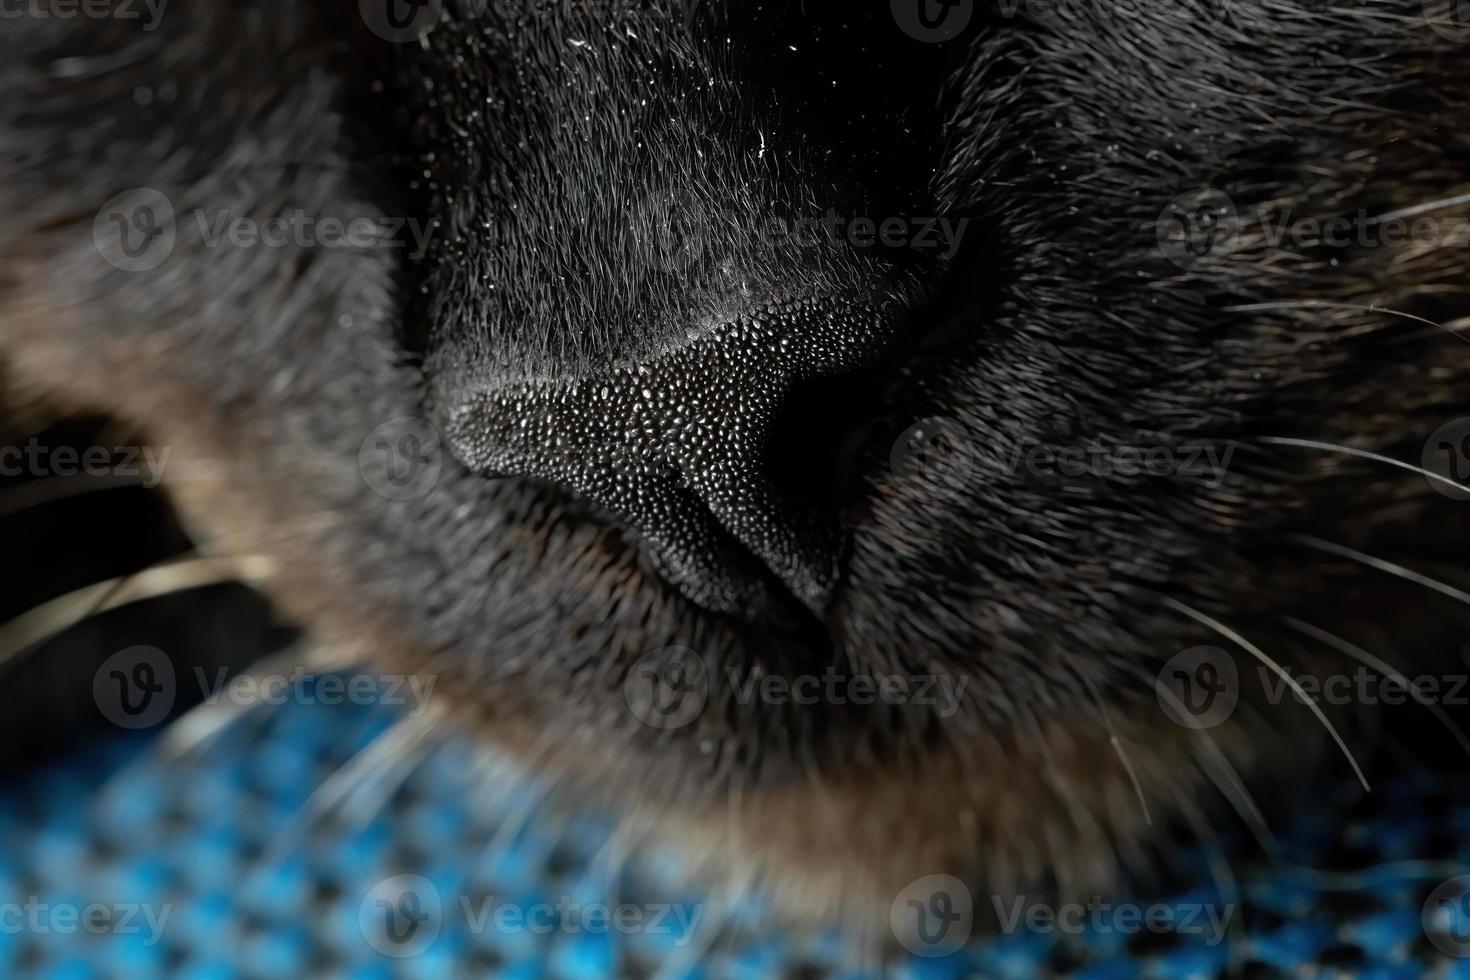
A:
[445,292,900,616]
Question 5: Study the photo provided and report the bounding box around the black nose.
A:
[443,292,901,617]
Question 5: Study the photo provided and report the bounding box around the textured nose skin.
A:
[445,293,900,617]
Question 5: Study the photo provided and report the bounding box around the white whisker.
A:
[156,640,318,760]
[0,553,276,670]
[1163,596,1370,791]
[1223,299,1470,345]
[1073,663,1153,827]
[1284,616,1470,757]
[1368,191,1470,223]
[1293,533,1470,607]
[1262,436,1470,496]
[255,710,444,873]
[1143,663,1278,856]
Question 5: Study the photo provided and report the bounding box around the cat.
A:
[3,0,1470,943]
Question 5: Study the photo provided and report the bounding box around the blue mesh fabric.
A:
[3,681,1470,979]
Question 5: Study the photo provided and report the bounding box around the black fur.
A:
[3,0,1470,930]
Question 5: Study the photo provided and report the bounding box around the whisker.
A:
[1293,533,1470,607]
[1162,596,1370,792]
[1261,435,1470,496]
[0,553,275,670]
[1072,663,1153,827]
[1109,736,1153,829]
[253,709,444,873]
[1142,663,1278,858]
[1368,191,1470,223]
[1283,616,1470,758]
[1223,299,1470,346]
[649,893,731,980]
[155,639,319,761]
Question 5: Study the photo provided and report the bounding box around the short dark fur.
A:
[4,0,1470,931]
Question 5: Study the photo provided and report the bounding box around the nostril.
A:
[441,292,907,621]
[764,364,902,524]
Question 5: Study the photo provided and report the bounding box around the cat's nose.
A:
[443,292,901,618]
